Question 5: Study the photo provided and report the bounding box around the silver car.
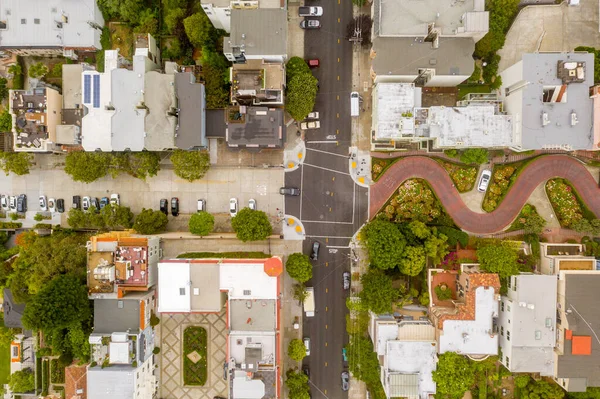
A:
[478,169,492,192]
[341,371,349,391]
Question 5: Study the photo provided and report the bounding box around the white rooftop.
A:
[220,263,278,300]
[229,333,276,365]
[157,262,191,313]
[109,341,130,365]
[375,321,399,356]
[232,370,266,399]
[373,83,420,140]
[384,341,437,399]
[439,286,499,356]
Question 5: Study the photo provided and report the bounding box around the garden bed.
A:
[183,326,207,386]
[482,157,537,212]
[435,159,477,192]
[507,204,543,232]
[109,23,134,60]
[50,359,65,384]
[371,156,400,182]
[177,252,270,259]
[545,178,595,228]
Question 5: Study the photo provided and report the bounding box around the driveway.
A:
[369,155,600,234]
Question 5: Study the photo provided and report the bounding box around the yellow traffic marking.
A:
[326,306,329,312]
[338,57,340,62]
[332,177,335,181]
[326,288,329,293]
[330,192,334,197]
[325,262,329,267]
[338,18,341,23]
[329,207,332,212]
[336,129,339,134]
[326,324,328,329]
[325,389,328,394]
[325,237,329,243]
[325,342,328,346]
[325,362,328,367]
[336,141,339,146]
[337,75,340,81]
[338,39,340,44]
[337,113,340,118]
[337,95,340,100]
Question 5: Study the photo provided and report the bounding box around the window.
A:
[501,302,504,312]
[513,277,517,291]
[507,304,511,312]
[505,356,510,367]
[507,278,511,288]
[243,289,251,295]
[507,331,511,341]
[179,288,185,295]
[34,18,40,24]
[501,326,504,336]
[20,18,26,24]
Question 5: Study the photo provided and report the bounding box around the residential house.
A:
[370,0,488,86]
[539,243,595,276]
[428,265,500,358]
[2,288,27,331]
[369,316,437,399]
[499,52,598,151]
[498,274,557,376]
[0,0,104,59]
[226,106,285,149]
[230,60,284,106]
[201,0,285,33]
[174,68,207,150]
[57,64,85,150]
[65,365,88,399]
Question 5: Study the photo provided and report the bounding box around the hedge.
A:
[0,221,22,229]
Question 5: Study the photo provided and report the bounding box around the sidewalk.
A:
[281,268,305,398]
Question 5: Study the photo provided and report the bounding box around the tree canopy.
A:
[286,57,311,82]
[432,352,475,399]
[286,253,313,283]
[286,370,310,399]
[346,335,381,387]
[361,220,406,270]
[398,246,426,276]
[459,148,489,165]
[97,0,144,24]
[521,379,565,399]
[171,150,210,182]
[28,62,49,79]
[133,209,168,235]
[184,12,217,48]
[64,152,111,183]
[359,270,397,314]
[67,205,134,230]
[189,211,215,236]
[477,245,519,279]
[8,368,35,393]
[0,152,34,176]
[0,110,11,132]
[231,208,273,242]
[288,339,306,361]
[285,72,318,121]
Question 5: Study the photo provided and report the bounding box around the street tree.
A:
[189,211,215,236]
[0,110,12,132]
[288,339,306,361]
[127,152,161,180]
[361,220,406,270]
[346,335,380,386]
[0,152,34,176]
[522,379,565,399]
[459,148,489,164]
[477,245,519,278]
[231,208,272,242]
[65,152,111,183]
[183,12,216,48]
[8,369,35,393]
[359,270,397,314]
[133,209,168,235]
[432,352,475,399]
[286,57,311,81]
[286,370,310,399]
[285,72,318,121]
[101,205,134,229]
[286,253,313,283]
[399,246,426,276]
[170,150,210,182]
[292,283,309,303]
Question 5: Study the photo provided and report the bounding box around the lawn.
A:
[109,23,134,60]
[183,327,207,386]
[457,84,492,100]
[0,340,10,390]
[177,252,271,259]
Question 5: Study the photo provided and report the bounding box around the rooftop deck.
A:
[88,242,149,295]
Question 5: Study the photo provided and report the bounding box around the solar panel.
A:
[83,75,91,104]
[93,74,100,108]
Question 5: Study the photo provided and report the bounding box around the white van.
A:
[350,92,360,117]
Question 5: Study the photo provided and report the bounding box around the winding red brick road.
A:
[369,155,600,234]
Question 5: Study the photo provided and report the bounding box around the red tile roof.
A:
[65,365,87,399]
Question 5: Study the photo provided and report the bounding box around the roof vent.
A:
[542,112,550,126]
[117,300,124,309]
[571,111,578,126]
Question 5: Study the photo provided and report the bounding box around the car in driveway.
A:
[1,195,8,211]
[56,199,65,213]
[82,196,91,211]
[300,121,320,130]
[299,6,323,16]
[229,198,238,217]
[39,196,47,211]
[17,194,27,213]
[48,198,56,213]
[99,197,109,209]
[303,337,311,356]
[300,19,321,29]
[478,169,492,193]
[280,187,300,196]
[110,193,120,206]
[343,271,350,290]
[248,199,256,210]
[310,241,320,261]
[72,195,81,210]
[160,199,168,216]
[341,371,349,391]
[9,196,16,210]
[171,197,179,216]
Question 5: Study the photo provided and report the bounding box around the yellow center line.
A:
[325,342,328,346]
[325,238,329,243]
[336,95,340,100]
[338,17,340,23]
[329,207,332,212]
[338,39,340,44]
[337,75,340,81]
[325,389,328,394]
[337,113,340,118]
[326,306,328,312]
[336,129,339,134]
[338,57,340,62]
[330,192,334,196]
[326,288,328,293]
[326,324,328,329]
[332,177,335,181]
[325,362,328,367]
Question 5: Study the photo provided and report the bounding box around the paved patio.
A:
[158,312,228,399]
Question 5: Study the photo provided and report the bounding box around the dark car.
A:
[310,241,320,261]
[90,197,100,211]
[56,199,65,213]
[72,195,81,210]
[279,187,301,196]
[302,365,310,378]
[300,19,321,29]
[99,197,109,209]
[341,371,349,391]
[16,194,27,213]
[160,199,168,216]
[171,197,179,216]
[343,271,351,290]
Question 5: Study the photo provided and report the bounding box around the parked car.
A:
[299,6,323,16]
[342,347,348,362]
[307,59,320,69]
[197,199,206,212]
[110,193,120,206]
[82,196,91,211]
[280,187,301,196]
[9,196,16,210]
[229,198,238,217]
[17,194,27,213]
[160,199,168,216]
[300,121,320,130]
[0,195,8,211]
[39,195,47,211]
[56,199,65,213]
[249,199,257,210]
[302,366,310,378]
[307,111,320,119]
[478,169,492,193]
[100,197,109,209]
[171,197,179,216]
[72,195,81,210]
[48,198,56,213]
[90,197,100,211]
[343,271,350,290]
[300,19,321,29]
[310,241,320,261]
[303,337,311,356]
[341,372,349,391]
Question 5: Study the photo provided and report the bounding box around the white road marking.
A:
[306,147,348,158]
[303,163,350,175]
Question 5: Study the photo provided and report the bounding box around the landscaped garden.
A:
[436,160,478,193]
[183,326,207,386]
[50,359,65,384]
[371,157,399,182]
[482,158,534,212]
[177,251,271,259]
[546,178,595,228]
[507,204,546,234]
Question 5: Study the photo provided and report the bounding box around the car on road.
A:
[303,337,311,356]
[302,366,310,378]
[1,195,8,211]
[197,199,206,212]
[300,19,321,29]
[307,111,319,119]
[280,187,301,196]
[39,196,47,211]
[342,347,348,362]
[229,198,238,217]
[72,195,81,210]
[82,196,91,211]
[17,194,27,213]
[478,169,492,193]
[160,199,168,216]
[99,197,109,209]
[56,199,65,213]
[307,59,320,69]
[9,196,16,210]
[249,199,256,210]
[299,6,323,16]
[343,271,350,290]
[310,241,320,261]
[110,193,120,206]
[300,121,320,130]
[90,197,100,211]
[171,197,179,216]
[48,198,56,213]
[341,371,349,391]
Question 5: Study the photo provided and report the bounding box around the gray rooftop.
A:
[227,9,287,56]
[62,64,83,109]
[227,107,284,148]
[230,299,276,331]
[372,37,475,78]
[144,71,177,151]
[111,60,146,151]
[2,288,25,329]
[175,72,207,149]
[87,367,135,399]
[206,109,227,138]
[190,262,223,312]
[93,299,140,335]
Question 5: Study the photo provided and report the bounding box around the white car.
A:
[0,195,8,211]
[110,193,120,206]
[39,195,47,211]
[48,198,56,213]
[307,111,319,119]
[249,199,257,210]
[229,198,238,217]
[82,196,91,211]
[478,169,492,193]
[9,196,17,210]
[299,6,323,16]
[300,121,320,130]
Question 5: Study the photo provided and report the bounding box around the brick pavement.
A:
[369,155,600,234]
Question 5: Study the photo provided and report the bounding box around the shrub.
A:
[34,213,44,222]
[0,221,22,229]
[188,211,214,236]
[153,347,161,354]
[434,283,452,301]
[459,148,488,165]
[150,312,160,327]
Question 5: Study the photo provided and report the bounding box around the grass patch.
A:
[371,156,401,182]
[546,178,596,228]
[482,157,539,212]
[435,159,478,193]
[183,326,207,386]
[177,251,271,259]
[50,359,65,384]
[457,84,491,100]
[42,358,49,396]
[0,339,10,390]
[109,23,134,59]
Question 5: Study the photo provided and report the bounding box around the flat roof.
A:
[385,340,437,398]
[62,64,83,109]
[93,299,140,334]
[375,321,399,356]
[557,259,596,271]
[87,368,135,399]
[228,9,287,56]
[227,107,284,147]
[144,71,177,151]
[174,72,206,149]
[220,262,279,299]
[230,299,276,331]
[229,333,276,366]
[206,109,227,138]
[110,62,145,151]
[189,262,222,312]
[157,262,191,313]
[373,83,419,140]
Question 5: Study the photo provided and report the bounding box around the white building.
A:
[201,0,285,33]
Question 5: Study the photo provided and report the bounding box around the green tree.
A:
[346,335,380,386]
[514,375,531,389]
[202,49,231,108]
[101,205,134,229]
[0,313,19,348]
[286,57,311,81]
[127,152,161,180]
[0,110,12,132]
[477,245,519,278]
[67,324,91,362]
[189,212,215,236]
[359,270,397,314]
[165,9,186,34]
[231,208,272,242]
[28,62,49,79]
[292,283,309,303]
[97,0,144,24]
[399,246,426,276]
[572,218,600,236]
[170,150,210,182]
[0,77,8,101]
[424,233,449,265]
[67,208,88,229]
[568,387,600,399]
[361,220,406,270]
[409,220,431,240]
[523,213,546,235]
[8,64,24,90]
[8,368,35,393]
[460,148,489,164]
[0,152,34,176]
[346,311,370,335]
[286,370,310,399]
[286,72,318,121]
[133,209,168,235]
[432,352,475,399]
[22,274,90,332]
[64,152,111,183]
[184,12,216,48]
[134,9,159,35]
[288,339,306,361]
[522,379,565,399]
[286,253,313,283]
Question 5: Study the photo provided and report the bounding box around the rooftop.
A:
[87,367,135,399]
[174,72,206,150]
[229,333,276,367]
[230,299,276,331]
[384,339,437,399]
[545,244,584,256]
[231,60,285,105]
[62,64,84,109]
[144,70,177,151]
[373,83,420,140]
[11,87,62,152]
[227,107,285,148]
[226,9,287,57]
[93,298,141,335]
[65,365,87,399]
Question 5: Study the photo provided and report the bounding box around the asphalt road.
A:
[284,1,367,398]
